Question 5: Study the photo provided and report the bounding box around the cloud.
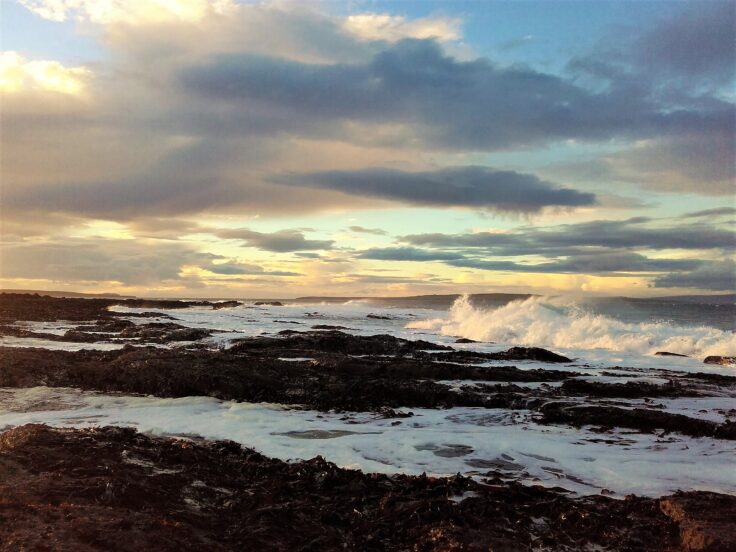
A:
[125,218,204,238]
[343,13,462,42]
[402,218,735,253]
[180,37,731,151]
[18,0,235,25]
[608,134,734,196]
[0,51,91,95]
[447,252,703,275]
[358,247,463,262]
[370,217,735,289]
[497,35,534,52]
[358,245,705,276]
[207,262,300,277]
[681,208,736,219]
[4,4,732,231]
[348,226,387,236]
[653,260,736,291]
[275,166,596,212]
[635,2,735,84]
[0,138,379,220]
[214,229,333,252]
[0,238,218,285]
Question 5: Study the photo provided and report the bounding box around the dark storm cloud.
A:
[215,229,333,252]
[274,167,596,212]
[179,39,731,151]
[653,260,736,291]
[402,218,735,253]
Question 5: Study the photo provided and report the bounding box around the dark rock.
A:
[0,293,230,324]
[539,403,736,440]
[0,424,692,552]
[655,351,689,357]
[213,301,242,310]
[560,379,689,398]
[367,314,391,320]
[120,298,213,309]
[119,323,211,343]
[230,330,452,357]
[704,356,736,366]
[660,492,736,551]
[498,347,571,363]
[455,338,477,344]
[417,346,571,364]
[167,328,211,341]
[254,301,284,307]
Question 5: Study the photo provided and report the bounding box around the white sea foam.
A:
[1,386,734,497]
[407,295,736,360]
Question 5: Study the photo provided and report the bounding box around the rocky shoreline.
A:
[1,292,735,551]
[1,424,734,552]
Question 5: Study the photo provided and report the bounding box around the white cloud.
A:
[0,51,91,94]
[344,13,461,42]
[18,0,236,25]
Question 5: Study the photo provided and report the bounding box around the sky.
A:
[0,0,734,298]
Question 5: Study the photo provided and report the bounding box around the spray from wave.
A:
[406,295,736,358]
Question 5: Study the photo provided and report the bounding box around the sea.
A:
[1,293,734,497]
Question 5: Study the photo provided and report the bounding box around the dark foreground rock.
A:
[4,424,732,552]
[660,492,736,552]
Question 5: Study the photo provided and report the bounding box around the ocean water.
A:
[1,294,735,496]
[101,294,736,366]
[1,386,734,497]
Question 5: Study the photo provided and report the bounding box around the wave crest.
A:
[406,295,735,358]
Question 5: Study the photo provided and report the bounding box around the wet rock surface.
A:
[0,345,552,411]
[3,423,719,552]
[415,347,571,364]
[704,355,736,366]
[559,378,691,398]
[660,492,736,551]
[539,403,736,440]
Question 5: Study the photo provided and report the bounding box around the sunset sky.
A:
[1,0,734,298]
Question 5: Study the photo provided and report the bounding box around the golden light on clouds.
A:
[343,13,461,43]
[18,0,235,25]
[0,51,91,95]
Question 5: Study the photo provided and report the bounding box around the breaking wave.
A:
[407,295,736,359]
